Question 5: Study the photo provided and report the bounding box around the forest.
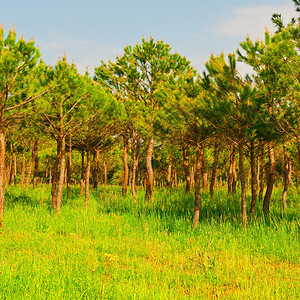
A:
[0,1,299,299]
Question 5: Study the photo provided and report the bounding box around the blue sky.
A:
[1,0,298,75]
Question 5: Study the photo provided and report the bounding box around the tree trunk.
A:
[0,124,6,219]
[193,143,202,228]
[259,144,266,201]
[80,150,85,195]
[228,143,237,194]
[21,152,26,186]
[256,141,262,195]
[131,135,140,202]
[288,157,293,185]
[84,148,91,208]
[201,145,208,192]
[51,141,61,208]
[8,143,13,186]
[56,135,66,213]
[282,141,288,211]
[25,142,35,189]
[103,158,107,187]
[166,159,172,187]
[238,138,247,227]
[263,142,275,214]
[13,155,17,186]
[210,142,219,199]
[122,136,129,197]
[182,142,191,192]
[145,137,154,200]
[67,136,72,195]
[250,140,257,215]
[92,148,99,190]
[33,140,39,188]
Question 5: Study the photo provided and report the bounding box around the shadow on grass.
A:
[93,186,300,231]
[4,184,299,232]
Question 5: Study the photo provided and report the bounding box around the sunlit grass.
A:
[0,184,299,299]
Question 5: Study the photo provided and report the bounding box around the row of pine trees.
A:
[0,2,299,227]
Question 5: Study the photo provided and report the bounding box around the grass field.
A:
[0,185,299,299]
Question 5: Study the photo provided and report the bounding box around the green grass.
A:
[0,185,299,299]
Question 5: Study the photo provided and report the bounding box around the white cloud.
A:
[216,4,298,40]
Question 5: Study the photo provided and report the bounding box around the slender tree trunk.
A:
[26,142,35,189]
[182,143,191,192]
[84,148,91,208]
[122,136,129,197]
[67,136,72,195]
[56,135,66,213]
[247,167,251,191]
[193,143,202,228]
[13,155,17,186]
[131,136,140,202]
[263,142,276,214]
[201,145,208,192]
[0,122,6,219]
[21,152,26,186]
[80,150,85,195]
[288,157,293,185]
[250,140,257,215]
[8,143,13,186]
[228,143,237,194]
[282,141,288,211]
[51,141,61,208]
[256,141,262,195]
[166,159,172,187]
[238,138,247,227]
[33,140,38,188]
[210,142,219,199]
[259,144,266,201]
[103,158,107,187]
[145,137,154,200]
[93,148,99,190]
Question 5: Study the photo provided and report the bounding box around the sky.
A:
[1,0,298,75]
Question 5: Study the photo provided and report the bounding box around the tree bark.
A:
[131,138,140,202]
[0,123,6,219]
[250,140,257,215]
[259,144,266,201]
[21,152,26,186]
[228,143,237,194]
[282,141,288,211]
[51,141,61,208]
[84,148,91,208]
[25,142,35,189]
[33,140,38,188]
[263,142,275,214]
[193,143,202,228]
[256,141,262,195]
[8,143,13,186]
[66,136,72,195]
[122,136,129,197]
[201,145,208,192]
[92,148,99,190]
[56,135,66,213]
[13,155,17,185]
[145,137,154,200]
[166,159,172,187]
[103,157,107,187]
[182,142,191,192]
[238,138,247,227]
[210,141,219,199]
[80,150,85,195]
